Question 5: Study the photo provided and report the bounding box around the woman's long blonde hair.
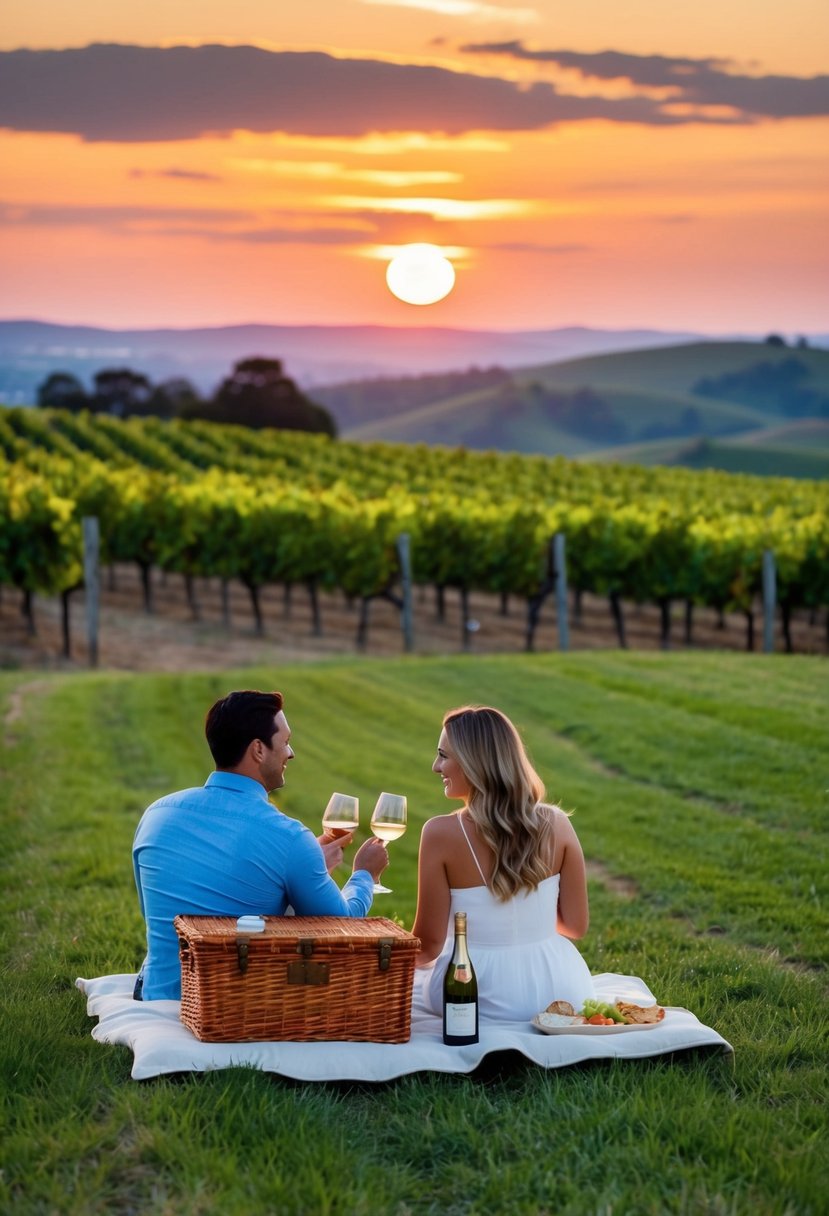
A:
[443,705,553,901]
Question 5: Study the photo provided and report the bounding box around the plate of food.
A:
[532,998,666,1036]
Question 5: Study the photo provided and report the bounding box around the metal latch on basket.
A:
[236,937,251,974]
[377,939,393,972]
[287,938,330,986]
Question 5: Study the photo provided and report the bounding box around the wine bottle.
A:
[442,911,479,1045]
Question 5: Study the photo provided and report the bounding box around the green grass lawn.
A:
[1,652,827,1215]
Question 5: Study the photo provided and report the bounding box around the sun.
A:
[386,244,456,306]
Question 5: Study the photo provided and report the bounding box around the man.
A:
[132,689,388,999]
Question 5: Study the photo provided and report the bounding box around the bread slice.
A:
[616,1001,665,1024]
[545,999,577,1016]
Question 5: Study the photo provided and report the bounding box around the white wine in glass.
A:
[322,792,359,839]
[370,792,407,894]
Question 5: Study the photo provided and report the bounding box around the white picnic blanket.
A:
[76,973,732,1081]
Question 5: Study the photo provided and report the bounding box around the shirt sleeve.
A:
[132,840,147,919]
[283,827,374,917]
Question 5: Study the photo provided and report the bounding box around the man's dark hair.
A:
[205,690,284,768]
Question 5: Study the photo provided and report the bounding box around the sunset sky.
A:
[2,1,827,336]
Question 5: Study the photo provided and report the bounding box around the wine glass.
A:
[322,792,359,840]
[370,792,407,894]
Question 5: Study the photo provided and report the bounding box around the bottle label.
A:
[445,1002,477,1036]
[453,966,471,984]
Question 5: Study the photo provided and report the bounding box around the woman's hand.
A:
[353,837,389,882]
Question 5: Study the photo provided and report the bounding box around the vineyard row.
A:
[1,409,827,654]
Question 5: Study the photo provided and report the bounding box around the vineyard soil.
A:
[1,565,825,671]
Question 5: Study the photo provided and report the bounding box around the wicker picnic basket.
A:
[174,915,420,1043]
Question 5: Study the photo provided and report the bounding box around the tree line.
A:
[692,356,829,419]
[36,357,337,436]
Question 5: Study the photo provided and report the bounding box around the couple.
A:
[133,690,594,1021]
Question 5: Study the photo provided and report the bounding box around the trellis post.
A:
[396,532,414,652]
[762,549,776,654]
[554,532,569,652]
[82,516,100,668]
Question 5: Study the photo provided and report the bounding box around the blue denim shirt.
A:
[133,771,374,999]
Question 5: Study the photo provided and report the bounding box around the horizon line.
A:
[2,315,819,340]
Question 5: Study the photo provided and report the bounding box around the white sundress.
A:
[413,815,595,1023]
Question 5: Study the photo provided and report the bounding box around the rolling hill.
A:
[337,340,829,476]
[518,340,829,396]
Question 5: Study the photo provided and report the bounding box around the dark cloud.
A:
[0,201,249,227]
[0,199,444,247]
[461,42,829,119]
[488,241,588,253]
[130,168,222,181]
[149,224,379,244]
[0,43,751,143]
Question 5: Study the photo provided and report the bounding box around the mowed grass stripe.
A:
[503,658,824,831]
[552,651,828,752]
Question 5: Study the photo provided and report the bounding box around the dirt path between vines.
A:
[1,564,824,673]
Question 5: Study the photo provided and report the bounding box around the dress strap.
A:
[457,813,488,887]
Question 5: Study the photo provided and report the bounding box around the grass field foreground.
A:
[1,652,827,1214]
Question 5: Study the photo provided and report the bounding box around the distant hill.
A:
[517,340,829,399]
[0,318,737,406]
[339,340,829,477]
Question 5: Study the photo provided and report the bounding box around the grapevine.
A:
[1,408,826,651]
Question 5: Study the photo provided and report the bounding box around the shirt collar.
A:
[205,770,271,802]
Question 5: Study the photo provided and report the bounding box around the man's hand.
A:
[353,837,389,882]
[318,830,355,873]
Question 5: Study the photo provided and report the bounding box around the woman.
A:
[412,705,594,1022]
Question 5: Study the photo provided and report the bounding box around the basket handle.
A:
[178,937,195,972]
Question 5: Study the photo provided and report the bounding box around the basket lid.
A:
[174,914,418,945]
